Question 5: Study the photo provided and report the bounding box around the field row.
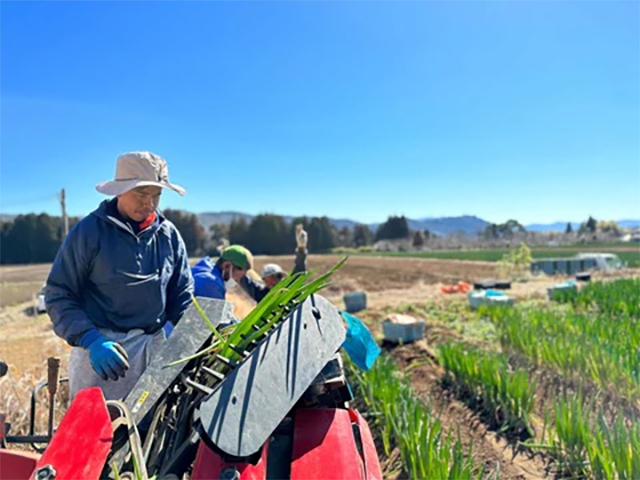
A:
[354,278,640,479]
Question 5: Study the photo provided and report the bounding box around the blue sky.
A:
[1,1,638,225]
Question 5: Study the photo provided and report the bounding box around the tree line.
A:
[0,211,413,265]
[480,216,612,240]
[165,211,408,256]
[0,211,621,265]
[1,214,80,265]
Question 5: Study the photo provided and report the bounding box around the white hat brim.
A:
[96,179,186,196]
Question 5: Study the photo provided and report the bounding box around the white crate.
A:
[382,314,425,343]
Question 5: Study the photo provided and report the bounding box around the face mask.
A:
[225,265,236,289]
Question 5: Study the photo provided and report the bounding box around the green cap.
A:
[221,245,253,270]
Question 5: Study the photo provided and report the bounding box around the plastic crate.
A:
[382,315,425,343]
[468,290,514,310]
[343,291,367,313]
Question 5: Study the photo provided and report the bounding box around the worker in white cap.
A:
[239,263,287,303]
[293,224,308,274]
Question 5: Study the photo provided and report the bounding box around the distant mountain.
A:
[0,214,17,223]
[198,211,254,229]
[526,222,581,233]
[618,220,640,230]
[371,216,489,236]
[413,216,490,236]
[525,220,640,232]
[197,212,490,237]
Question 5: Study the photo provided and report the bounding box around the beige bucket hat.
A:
[95,152,186,196]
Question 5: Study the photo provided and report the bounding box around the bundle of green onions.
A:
[169,257,347,391]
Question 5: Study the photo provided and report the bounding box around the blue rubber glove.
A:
[163,321,174,338]
[79,329,130,381]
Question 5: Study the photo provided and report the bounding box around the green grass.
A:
[358,248,640,267]
[379,299,498,343]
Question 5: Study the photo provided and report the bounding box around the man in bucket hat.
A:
[45,152,194,400]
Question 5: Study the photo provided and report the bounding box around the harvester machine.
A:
[0,294,382,480]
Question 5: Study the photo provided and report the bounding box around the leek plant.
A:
[347,355,482,480]
[555,279,640,318]
[439,342,536,437]
[544,394,640,479]
[486,279,640,403]
[481,279,640,479]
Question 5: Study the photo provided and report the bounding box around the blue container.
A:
[485,289,506,297]
[343,291,367,313]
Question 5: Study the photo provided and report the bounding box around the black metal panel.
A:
[194,295,346,458]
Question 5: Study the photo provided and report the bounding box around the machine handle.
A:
[47,357,60,397]
[47,357,61,438]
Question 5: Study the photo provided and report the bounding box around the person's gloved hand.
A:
[79,329,129,381]
[163,321,174,338]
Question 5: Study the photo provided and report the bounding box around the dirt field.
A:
[1,256,637,477]
[255,254,500,291]
[0,255,498,374]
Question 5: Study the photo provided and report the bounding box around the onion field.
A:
[354,277,640,479]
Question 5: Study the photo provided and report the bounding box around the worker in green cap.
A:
[191,245,254,300]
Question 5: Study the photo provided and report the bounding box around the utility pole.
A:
[60,188,69,238]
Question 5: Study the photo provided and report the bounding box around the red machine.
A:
[0,295,382,480]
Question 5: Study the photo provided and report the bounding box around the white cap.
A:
[262,263,284,278]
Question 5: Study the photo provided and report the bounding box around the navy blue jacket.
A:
[191,257,226,299]
[239,275,270,303]
[45,200,194,346]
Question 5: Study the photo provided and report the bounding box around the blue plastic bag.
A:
[340,311,381,371]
